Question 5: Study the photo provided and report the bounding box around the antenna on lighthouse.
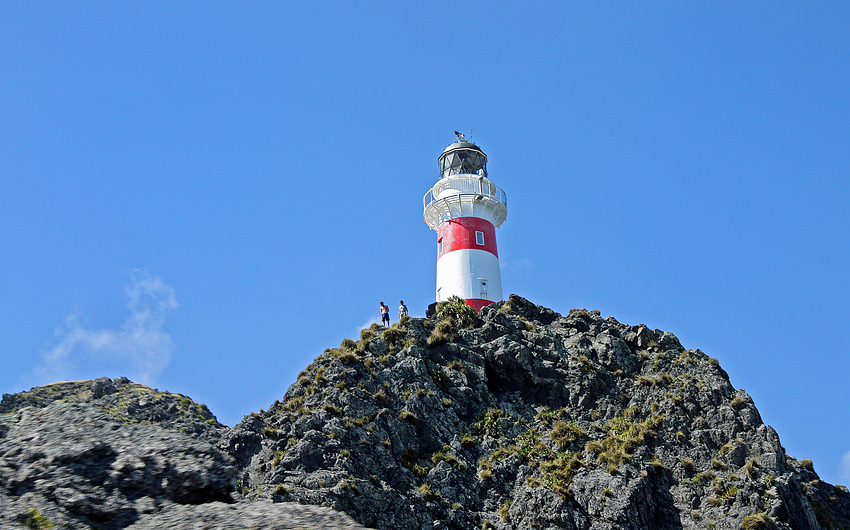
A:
[454,130,474,142]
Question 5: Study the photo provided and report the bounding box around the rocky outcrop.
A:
[227,295,850,530]
[0,383,368,530]
[0,377,225,444]
[0,401,233,528]
[1,295,849,529]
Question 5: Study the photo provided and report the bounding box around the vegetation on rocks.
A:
[221,295,850,530]
[1,294,849,530]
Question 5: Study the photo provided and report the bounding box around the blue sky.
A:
[2,2,848,485]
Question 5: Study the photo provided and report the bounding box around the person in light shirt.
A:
[380,302,390,327]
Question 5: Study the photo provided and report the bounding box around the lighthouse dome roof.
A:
[440,141,484,155]
[439,141,487,178]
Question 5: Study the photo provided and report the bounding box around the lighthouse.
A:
[423,134,507,312]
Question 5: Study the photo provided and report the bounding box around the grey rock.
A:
[0,402,235,529]
[0,377,225,444]
[228,295,850,530]
[2,295,849,530]
[124,500,369,529]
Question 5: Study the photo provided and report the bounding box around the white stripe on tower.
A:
[423,138,507,312]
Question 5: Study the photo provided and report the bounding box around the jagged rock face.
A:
[0,377,225,444]
[0,402,235,528]
[2,297,849,529]
[226,295,850,530]
[0,381,370,530]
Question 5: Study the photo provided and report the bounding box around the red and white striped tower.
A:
[423,134,507,312]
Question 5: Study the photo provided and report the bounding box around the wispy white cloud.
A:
[33,270,178,385]
[841,451,850,480]
[356,315,382,337]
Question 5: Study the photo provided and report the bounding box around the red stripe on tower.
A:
[436,217,498,259]
[464,298,494,312]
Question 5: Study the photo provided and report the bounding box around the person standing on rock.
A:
[398,300,408,320]
[380,302,390,326]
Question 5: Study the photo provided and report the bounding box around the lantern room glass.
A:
[439,146,487,178]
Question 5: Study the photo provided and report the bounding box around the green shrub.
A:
[399,410,417,424]
[415,483,441,501]
[472,408,510,435]
[568,308,597,319]
[430,369,449,389]
[382,326,405,342]
[499,500,511,522]
[730,396,747,408]
[426,329,448,347]
[323,403,342,416]
[674,350,690,366]
[431,444,466,470]
[338,352,359,365]
[720,486,738,505]
[651,454,665,471]
[690,472,716,486]
[26,508,54,530]
[744,458,759,479]
[550,421,585,451]
[586,413,663,468]
[532,451,583,499]
[637,373,673,387]
[435,295,477,328]
[447,360,465,372]
[577,354,596,372]
[478,457,494,480]
[712,458,727,470]
[742,513,774,529]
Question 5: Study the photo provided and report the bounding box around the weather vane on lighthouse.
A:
[423,134,508,312]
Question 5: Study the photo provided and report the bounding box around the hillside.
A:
[2,295,848,529]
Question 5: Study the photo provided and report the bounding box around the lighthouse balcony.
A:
[424,175,507,230]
